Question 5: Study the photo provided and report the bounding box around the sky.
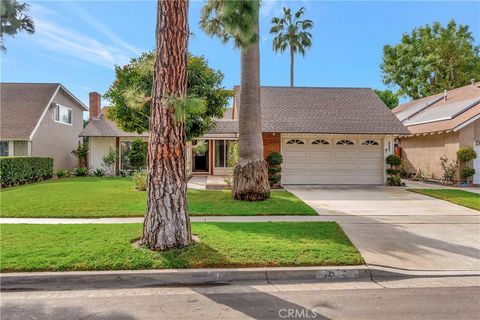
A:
[1,0,479,109]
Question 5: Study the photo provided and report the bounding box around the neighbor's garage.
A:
[282,136,384,185]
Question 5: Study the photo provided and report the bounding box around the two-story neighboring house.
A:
[0,83,87,169]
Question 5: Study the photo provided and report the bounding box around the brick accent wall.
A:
[262,133,281,159]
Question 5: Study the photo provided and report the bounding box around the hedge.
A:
[0,157,53,187]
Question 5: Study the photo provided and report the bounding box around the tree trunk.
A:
[290,46,294,87]
[141,0,191,251]
[232,21,270,201]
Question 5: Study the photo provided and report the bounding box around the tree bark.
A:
[141,0,191,251]
[232,21,270,201]
[290,45,294,87]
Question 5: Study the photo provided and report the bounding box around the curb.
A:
[2,266,479,291]
[1,266,370,291]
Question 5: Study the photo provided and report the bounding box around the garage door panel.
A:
[308,174,334,184]
[282,138,383,185]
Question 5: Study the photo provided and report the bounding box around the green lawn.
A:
[0,222,363,272]
[409,189,480,211]
[0,177,316,217]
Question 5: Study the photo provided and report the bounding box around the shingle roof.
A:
[1,83,87,140]
[80,113,148,137]
[1,83,60,139]
[228,86,408,134]
[393,83,480,134]
[82,86,408,137]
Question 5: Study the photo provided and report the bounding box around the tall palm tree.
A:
[0,0,35,52]
[141,0,191,250]
[201,0,270,201]
[270,7,313,87]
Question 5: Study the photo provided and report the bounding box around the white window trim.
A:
[54,104,73,126]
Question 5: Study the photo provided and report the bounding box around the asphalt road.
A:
[1,277,479,320]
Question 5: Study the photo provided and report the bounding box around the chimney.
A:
[89,92,101,119]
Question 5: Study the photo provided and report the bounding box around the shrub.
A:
[440,156,458,182]
[457,147,477,162]
[0,157,53,187]
[267,152,283,166]
[72,167,89,177]
[102,147,117,176]
[266,152,283,187]
[132,170,147,191]
[387,175,404,186]
[56,169,69,178]
[386,155,401,167]
[92,168,106,177]
[129,139,147,169]
[460,167,475,179]
[386,168,399,176]
[71,142,89,167]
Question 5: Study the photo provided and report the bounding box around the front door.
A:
[193,141,209,173]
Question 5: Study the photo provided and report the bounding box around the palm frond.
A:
[123,85,149,111]
[165,95,207,123]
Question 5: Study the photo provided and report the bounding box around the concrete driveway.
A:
[286,185,480,272]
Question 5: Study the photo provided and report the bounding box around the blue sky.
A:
[2,0,479,109]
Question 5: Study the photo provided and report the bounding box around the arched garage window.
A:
[336,140,354,145]
[286,139,305,145]
[311,139,329,145]
[361,140,379,146]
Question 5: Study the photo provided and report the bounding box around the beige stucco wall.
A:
[31,90,85,170]
[89,137,116,172]
[400,120,479,180]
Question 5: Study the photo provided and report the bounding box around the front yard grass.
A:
[0,222,363,272]
[0,177,316,217]
[408,189,480,211]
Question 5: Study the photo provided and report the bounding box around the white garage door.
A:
[282,137,384,185]
[474,142,480,184]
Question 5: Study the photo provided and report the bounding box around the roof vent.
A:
[471,79,475,86]
[443,89,447,101]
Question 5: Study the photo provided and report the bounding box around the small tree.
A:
[386,154,403,186]
[129,139,147,170]
[71,142,88,167]
[102,147,117,176]
[457,147,477,184]
[267,152,283,187]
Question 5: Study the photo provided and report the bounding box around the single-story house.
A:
[0,83,87,169]
[393,82,480,183]
[82,86,407,185]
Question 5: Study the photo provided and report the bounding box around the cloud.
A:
[28,3,139,69]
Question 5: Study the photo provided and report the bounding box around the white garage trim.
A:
[281,134,386,185]
[474,141,480,185]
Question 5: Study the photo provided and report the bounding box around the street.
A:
[2,277,479,320]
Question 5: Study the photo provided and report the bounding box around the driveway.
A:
[286,185,480,271]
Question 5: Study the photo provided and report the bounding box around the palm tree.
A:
[141,0,191,251]
[201,0,270,201]
[0,0,35,52]
[270,7,313,87]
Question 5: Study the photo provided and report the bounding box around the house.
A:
[393,82,480,183]
[0,83,87,169]
[82,86,407,185]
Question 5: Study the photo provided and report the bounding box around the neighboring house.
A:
[82,86,407,185]
[393,82,480,183]
[0,83,87,170]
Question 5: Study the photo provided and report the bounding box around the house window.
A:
[336,140,354,145]
[361,140,379,146]
[215,140,238,167]
[311,139,329,145]
[54,104,72,125]
[0,141,9,156]
[286,139,305,145]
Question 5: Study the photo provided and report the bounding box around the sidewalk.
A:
[404,180,480,194]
